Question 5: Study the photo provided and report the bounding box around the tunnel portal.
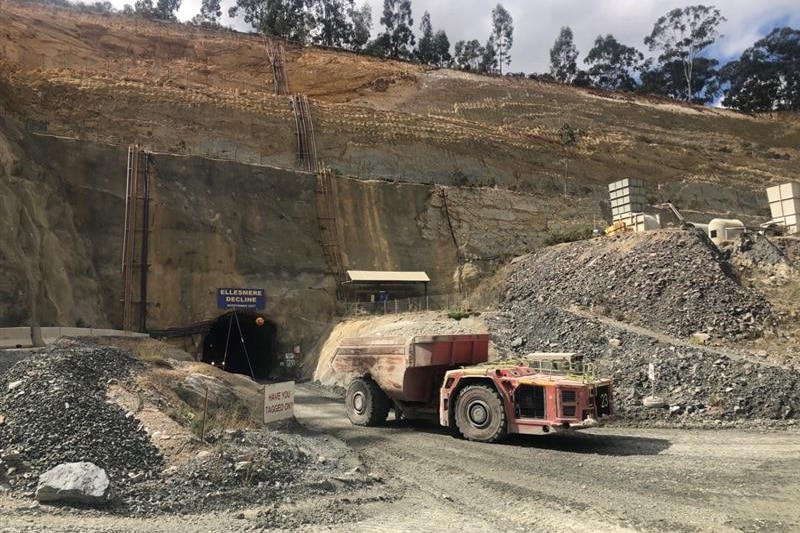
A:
[201,311,277,379]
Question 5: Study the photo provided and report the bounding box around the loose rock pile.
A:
[489,231,800,426]
[722,233,795,277]
[490,300,800,425]
[121,427,366,516]
[0,339,373,516]
[505,229,771,340]
[0,339,163,495]
[774,237,800,264]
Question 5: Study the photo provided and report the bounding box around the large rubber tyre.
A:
[345,377,391,426]
[454,385,508,443]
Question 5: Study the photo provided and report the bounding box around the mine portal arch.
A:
[201,311,278,379]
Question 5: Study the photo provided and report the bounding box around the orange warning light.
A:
[255,316,265,326]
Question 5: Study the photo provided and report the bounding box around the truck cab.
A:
[440,357,614,442]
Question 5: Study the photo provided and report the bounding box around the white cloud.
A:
[110,0,800,73]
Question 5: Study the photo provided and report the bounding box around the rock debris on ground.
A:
[488,230,800,426]
[0,339,373,517]
[0,339,163,497]
[120,425,371,516]
[502,229,771,340]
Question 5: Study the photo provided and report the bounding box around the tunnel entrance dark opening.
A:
[201,311,277,379]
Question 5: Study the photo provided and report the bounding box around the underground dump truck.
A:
[331,334,614,443]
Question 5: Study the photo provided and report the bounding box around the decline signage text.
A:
[216,287,265,310]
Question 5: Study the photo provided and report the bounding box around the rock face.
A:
[35,462,111,504]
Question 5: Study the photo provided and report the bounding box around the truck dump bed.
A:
[331,334,490,404]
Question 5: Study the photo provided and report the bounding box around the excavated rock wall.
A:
[0,116,107,328]
[1,119,599,353]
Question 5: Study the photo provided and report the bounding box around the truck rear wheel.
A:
[345,377,390,426]
[455,384,507,443]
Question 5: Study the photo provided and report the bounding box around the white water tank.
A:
[708,219,745,246]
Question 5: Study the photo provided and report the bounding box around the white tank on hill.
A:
[708,218,745,246]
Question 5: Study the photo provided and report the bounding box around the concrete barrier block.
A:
[40,327,61,344]
[35,327,150,345]
[0,328,33,349]
[767,185,782,203]
[780,182,800,200]
[89,329,122,337]
[57,327,92,337]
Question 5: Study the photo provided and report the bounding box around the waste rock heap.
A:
[0,338,374,516]
[488,230,800,426]
[0,339,163,496]
[503,229,771,340]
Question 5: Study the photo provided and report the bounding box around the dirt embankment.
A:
[2,0,799,200]
[0,0,422,104]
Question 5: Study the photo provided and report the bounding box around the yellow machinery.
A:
[603,220,628,237]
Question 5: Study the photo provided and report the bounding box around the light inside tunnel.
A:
[201,311,277,379]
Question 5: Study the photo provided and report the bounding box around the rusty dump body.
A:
[331,334,491,405]
[333,335,614,438]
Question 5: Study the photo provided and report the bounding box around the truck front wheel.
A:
[455,384,507,443]
[345,377,391,426]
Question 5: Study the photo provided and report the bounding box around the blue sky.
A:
[106,0,800,74]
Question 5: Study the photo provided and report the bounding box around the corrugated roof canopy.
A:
[346,270,430,283]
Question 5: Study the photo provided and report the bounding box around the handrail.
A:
[476,358,601,382]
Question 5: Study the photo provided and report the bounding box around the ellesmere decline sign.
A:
[216,288,266,310]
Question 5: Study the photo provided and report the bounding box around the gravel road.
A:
[2,385,799,532]
[289,386,800,533]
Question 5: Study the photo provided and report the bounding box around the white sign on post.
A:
[647,363,656,382]
[264,381,295,424]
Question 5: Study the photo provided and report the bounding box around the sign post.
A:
[264,381,295,424]
[642,362,665,409]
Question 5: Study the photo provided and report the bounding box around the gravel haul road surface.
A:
[1,384,799,532]
[290,385,800,533]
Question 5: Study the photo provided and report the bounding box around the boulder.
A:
[180,374,237,408]
[35,462,112,504]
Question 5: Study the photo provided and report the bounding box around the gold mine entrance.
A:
[201,311,278,379]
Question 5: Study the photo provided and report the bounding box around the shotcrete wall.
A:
[30,135,334,352]
[2,125,608,349]
[1,122,601,354]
